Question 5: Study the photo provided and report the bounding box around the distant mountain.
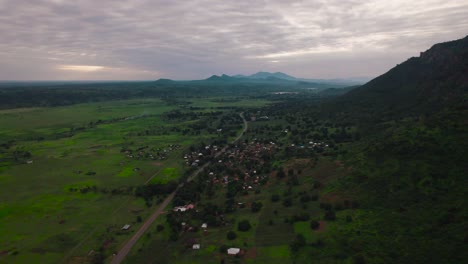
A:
[232,71,368,86]
[205,74,238,82]
[246,71,297,81]
[154,78,175,84]
[338,35,468,115]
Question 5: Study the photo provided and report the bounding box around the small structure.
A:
[173,204,195,212]
[192,244,200,250]
[173,206,187,212]
[121,224,131,230]
[26,160,33,164]
[201,223,207,229]
[227,248,240,255]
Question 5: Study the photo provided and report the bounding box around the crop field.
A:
[0,96,270,263]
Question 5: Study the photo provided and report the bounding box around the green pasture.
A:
[0,96,267,263]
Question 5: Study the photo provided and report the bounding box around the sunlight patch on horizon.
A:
[58,65,105,72]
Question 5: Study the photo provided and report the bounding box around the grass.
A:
[150,167,179,183]
[253,245,291,264]
[117,167,136,177]
[0,96,269,263]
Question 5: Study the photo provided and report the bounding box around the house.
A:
[227,248,240,255]
[173,206,187,212]
[192,244,200,250]
[173,204,195,212]
[121,224,131,230]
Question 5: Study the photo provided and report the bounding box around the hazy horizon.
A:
[1,0,467,81]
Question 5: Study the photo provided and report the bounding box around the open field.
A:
[0,96,270,263]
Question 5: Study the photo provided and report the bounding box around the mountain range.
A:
[156,72,369,87]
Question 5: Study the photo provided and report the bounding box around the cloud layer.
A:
[0,0,467,80]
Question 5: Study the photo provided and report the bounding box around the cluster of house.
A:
[191,243,241,256]
[203,141,276,191]
[250,115,269,121]
[289,141,329,150]
[123,144,181,160]
[183,145,219,167]
[228,141,276,164]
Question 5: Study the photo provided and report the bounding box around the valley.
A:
[0,36,467,264]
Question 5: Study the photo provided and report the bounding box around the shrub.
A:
[227,231,237,240]
[156,224,164,232]
[237,220,251,232]
[310,220,320,230]
[271,194,280,202]
[283,198,292,207]
[324,210,336,221]
[251,201,263,212]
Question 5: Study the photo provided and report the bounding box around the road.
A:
[110,192,175,264]
[111,112,247,263]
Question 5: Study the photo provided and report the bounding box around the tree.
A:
[156,224,165,232]
[277,167,286,178]
[237,220,251,232]
[310,220,320,230]
[324,210,336,221]
[290,234,306,253]
[251,201,263,212]
[283,198,292,207]
[271,194,280,202]
[227,231,237,240]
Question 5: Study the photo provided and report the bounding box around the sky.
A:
[0,0,467,81]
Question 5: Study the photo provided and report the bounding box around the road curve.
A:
[110,112,247,263]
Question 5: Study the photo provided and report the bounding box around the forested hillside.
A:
[331,36,468,122]
[320,36,468,263]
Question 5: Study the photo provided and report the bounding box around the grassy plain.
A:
[0,96,270,263]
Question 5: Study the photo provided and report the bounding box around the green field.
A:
[0,97,270,263]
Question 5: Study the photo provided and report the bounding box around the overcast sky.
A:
[0,0,467,80]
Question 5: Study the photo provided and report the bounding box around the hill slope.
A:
[323,36,468,263]
[340,35,468,116]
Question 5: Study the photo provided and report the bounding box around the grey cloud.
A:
[0,0,467,80]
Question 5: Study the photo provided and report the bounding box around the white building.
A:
[227,248,240,255]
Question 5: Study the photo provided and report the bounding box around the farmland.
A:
[0,96,271,263]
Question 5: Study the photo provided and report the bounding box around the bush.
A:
[156,224,165,232]
[300,194,311,203]
[290,234,306,253]
[310,220,320,230]
[283,198,292,207]
[251,201,263,212]
[237,220,251,232]
[271,194,280,202]
[227,231,237,240]
[324,210,336,221]
[219,244,228,253]
[292,212,310,222]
